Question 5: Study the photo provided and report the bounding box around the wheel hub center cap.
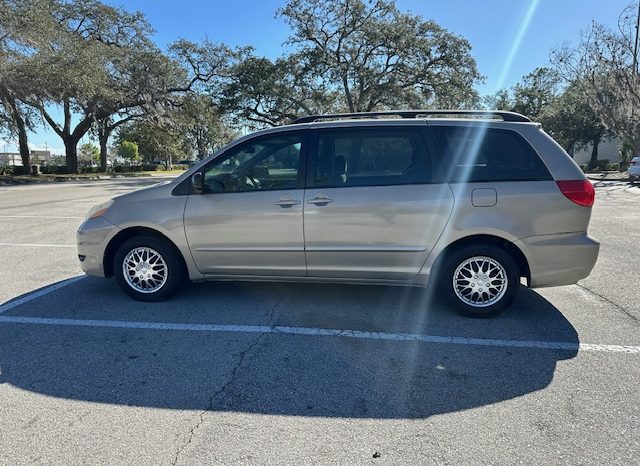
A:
[123,248,168,294]
[453,256,508,308]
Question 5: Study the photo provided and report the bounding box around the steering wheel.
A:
[234,168,261,191]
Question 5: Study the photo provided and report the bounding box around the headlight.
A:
[85,200,114,220]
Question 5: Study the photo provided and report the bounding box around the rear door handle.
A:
[275,197,301,208]
[307,195,334,206]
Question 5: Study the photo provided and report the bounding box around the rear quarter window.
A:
[430,126,552,183]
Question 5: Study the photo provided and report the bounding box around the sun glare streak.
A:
[388,1,542,410]
[494,0,541,92]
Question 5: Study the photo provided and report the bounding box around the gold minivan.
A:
[77,110,599,317]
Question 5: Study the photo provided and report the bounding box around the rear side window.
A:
[312,128,431,188]
[430,126,551,183]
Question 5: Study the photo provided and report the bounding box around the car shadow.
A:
[0,278,579,419]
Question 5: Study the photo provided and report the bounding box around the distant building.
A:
[30,150,52,164]
[0,152,21,165]
[571,136,622,166]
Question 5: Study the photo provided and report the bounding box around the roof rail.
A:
[292,110,531,124]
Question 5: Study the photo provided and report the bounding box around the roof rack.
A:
[292,110,531,124]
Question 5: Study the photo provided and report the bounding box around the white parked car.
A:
[629,157,640,181]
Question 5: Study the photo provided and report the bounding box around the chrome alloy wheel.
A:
[122,247,168,293]
[453,256,508,308]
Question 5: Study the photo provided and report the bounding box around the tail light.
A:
[556,180,595,207]
[631,160,638,166]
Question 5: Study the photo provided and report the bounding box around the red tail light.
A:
[556,180,595,207]
[631,161,638,166]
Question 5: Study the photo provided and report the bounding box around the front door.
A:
[303,126,454,280]
[184,131,307,276]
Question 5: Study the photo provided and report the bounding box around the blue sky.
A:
[1,0,632,154]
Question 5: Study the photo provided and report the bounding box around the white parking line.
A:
[0,314,638,354]
[0,215,84,219]
[0,243,76,248]
[0,276,87,315]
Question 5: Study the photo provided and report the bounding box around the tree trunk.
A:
[99,136,108,172]
[342,75,354,112]
[588,137,600,170]
[98,124,110,172]
[64,137,79,174]
[0,87,31,173]
[15,113,30,173]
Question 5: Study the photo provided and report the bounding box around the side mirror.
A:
[191,172,204,194]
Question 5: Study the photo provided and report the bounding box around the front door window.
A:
[203,135,302,193]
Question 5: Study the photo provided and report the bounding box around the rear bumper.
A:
[515,232,600,288]
[76,217,120,277]
[628,166,640,177]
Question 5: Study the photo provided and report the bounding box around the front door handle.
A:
[275,197,301,208]
[307,195,334,206]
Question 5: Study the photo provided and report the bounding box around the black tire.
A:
[113,235,184,301]
[438,243,520,318]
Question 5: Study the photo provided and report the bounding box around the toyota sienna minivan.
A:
[77,110,599,317]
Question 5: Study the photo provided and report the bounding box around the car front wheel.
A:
[114,235,183,301]
[439,244,520,317]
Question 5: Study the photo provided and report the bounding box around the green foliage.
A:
[178,94,237,158]
[618,139,635,165]
[0,165,14,175]
[551,4,640,155]
[538,82,608,155]
[40,165,72,174]
[7,0,638,171]
[116,119,188,163]
[78,142,99,164]
[117,140,140,161]
[483,89,513,111]
[485,68,560,120]
[1,0,238,172]
[484,69,608,166]
[510,68,560,120]
[220,53,341,127]
[220,0,482,125]
[280,0,482,111]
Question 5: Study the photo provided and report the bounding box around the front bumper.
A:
[76,217,120,277]
[515,232,600,288]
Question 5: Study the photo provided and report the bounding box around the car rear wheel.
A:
[114,235,183,301]
[439,244,520,317]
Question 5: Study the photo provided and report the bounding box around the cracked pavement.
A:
[0,178,638,465]
[171,293,284,465]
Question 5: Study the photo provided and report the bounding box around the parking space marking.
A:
[0,276,87,315]
[0,314,638,354]
[0,242,76,248]
[0,215,84,219]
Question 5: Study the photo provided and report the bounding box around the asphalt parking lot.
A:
[0,177,639,465]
